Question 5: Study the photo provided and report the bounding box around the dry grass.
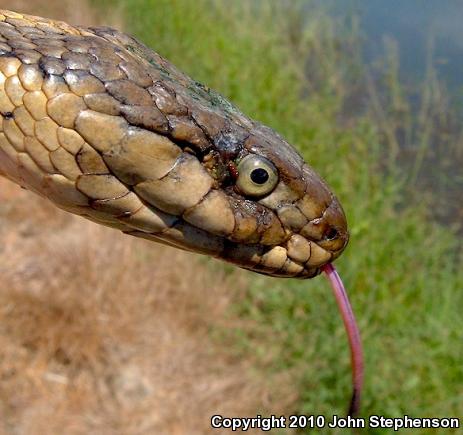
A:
[0,179,284,435]
[0,2,294,434]
[1,0,111,27]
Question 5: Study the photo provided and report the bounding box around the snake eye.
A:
[236,154,278,197]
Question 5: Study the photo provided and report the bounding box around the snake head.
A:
[68,26,350,279]
[213,123,349,278]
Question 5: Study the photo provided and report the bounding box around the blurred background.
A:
[0,1,461,434]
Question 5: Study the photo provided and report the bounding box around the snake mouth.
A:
[122,185,349,279]
[220,238,340,279]
[255,199,349,278]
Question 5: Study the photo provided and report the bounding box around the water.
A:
[315,0,463,231]
[323,0,463,93]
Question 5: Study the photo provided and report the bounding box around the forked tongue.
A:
[322,263,364,417]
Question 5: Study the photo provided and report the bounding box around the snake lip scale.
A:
[0,9,348,278]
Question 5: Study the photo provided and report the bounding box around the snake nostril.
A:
[324,228,339,241]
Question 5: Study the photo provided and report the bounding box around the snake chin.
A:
[250,267,321,280]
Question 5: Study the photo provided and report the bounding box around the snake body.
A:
[0,10,348,278]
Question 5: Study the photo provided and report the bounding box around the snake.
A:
[0,9,349,277]
[0,9,361,414]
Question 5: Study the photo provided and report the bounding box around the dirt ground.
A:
[0,2,292,434]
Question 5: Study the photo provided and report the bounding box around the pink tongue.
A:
[322,263,364,417]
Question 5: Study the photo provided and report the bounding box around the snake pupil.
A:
[250,168,269,184]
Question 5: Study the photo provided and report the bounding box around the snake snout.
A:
[272,164,349,277]
[301,193,349,255]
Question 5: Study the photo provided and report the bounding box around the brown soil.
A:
[0,2,294,434]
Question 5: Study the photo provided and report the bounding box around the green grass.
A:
[95,1,462,432]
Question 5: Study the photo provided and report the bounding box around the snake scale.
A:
[0,9,348,278]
